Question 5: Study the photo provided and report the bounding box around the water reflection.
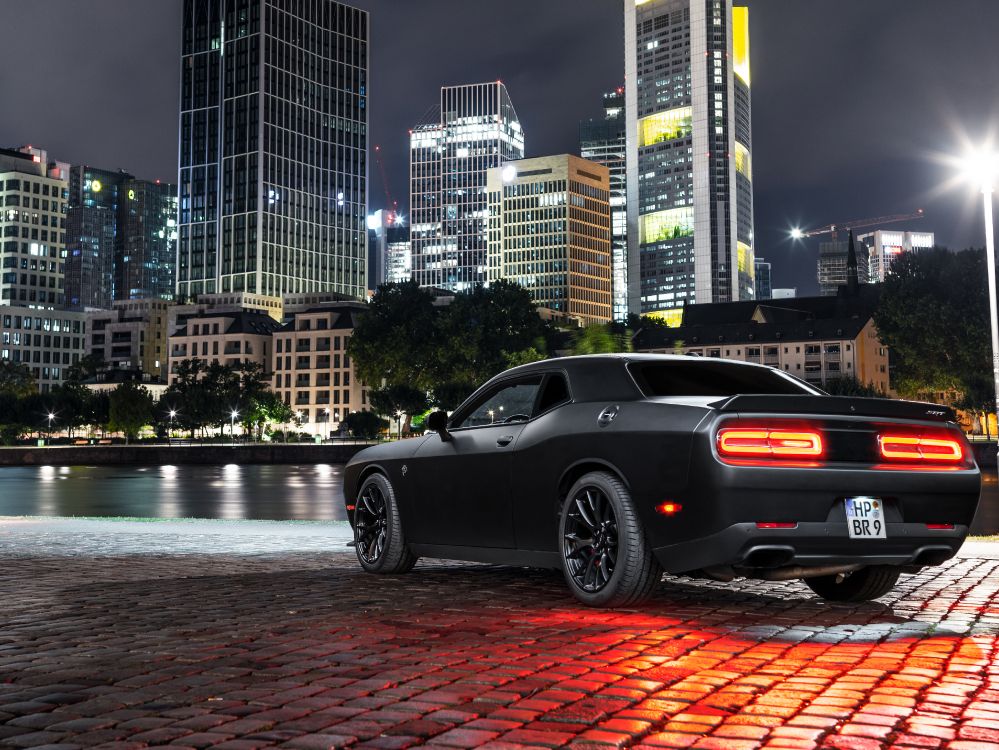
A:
[0,465,346,521]
[1,463,995,533]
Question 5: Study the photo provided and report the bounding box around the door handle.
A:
[496,435,515,447]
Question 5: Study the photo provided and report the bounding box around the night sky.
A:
[3,0,998,294]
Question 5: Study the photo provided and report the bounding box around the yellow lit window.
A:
[638,107,693,147]
[640,208,694,244]
[735,142,752,181]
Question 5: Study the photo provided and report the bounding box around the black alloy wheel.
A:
[354,482,388,565]
[563,487,618,593]
[352,473,418,574]
[558,471,662,607]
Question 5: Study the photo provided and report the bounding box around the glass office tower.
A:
[625,0,755,319]
[580,89,628,321]
[410,82,524,292]
[177,0,368,302]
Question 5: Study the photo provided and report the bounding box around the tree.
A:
[570,323,633,355]
[440,280,548,386]
[874,248,990,405]
[107,381,155,443]
[368,384,429,434]
[824,376,885,398]
[64,353,105,384]
[348,281,439,393]
[343,410,388,439]
[350,280,551,416]
[0,360,35,398]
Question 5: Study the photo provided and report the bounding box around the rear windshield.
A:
[628,360,818,398]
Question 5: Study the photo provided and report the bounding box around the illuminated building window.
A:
[640,208,694,244]
[735,142,752,180]
[638,107,693,147]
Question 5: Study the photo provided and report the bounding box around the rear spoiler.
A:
[708,394,957,423]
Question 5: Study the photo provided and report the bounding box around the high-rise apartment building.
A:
[410,82,525,292]
[580,88,628,321]
[754,256,771,300]
[118,180,178,301]
[859,229,934,283]
[1,147,69,310]
[624,0,755,317]
[487,155,612,325]
[177,0,368,302]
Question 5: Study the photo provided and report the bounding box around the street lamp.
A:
[46,412,55,442]
[230,409,239,445]
[168,409,177,443]
[961,149,999,439]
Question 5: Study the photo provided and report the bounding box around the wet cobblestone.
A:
[0,523,998,748]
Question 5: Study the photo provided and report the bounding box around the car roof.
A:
[472,352,795,404]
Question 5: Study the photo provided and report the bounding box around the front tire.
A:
[559,472,662,607]
[353,473,418,574]
[804,565,900,602]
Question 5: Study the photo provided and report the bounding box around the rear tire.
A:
[353,473,418,574]
[558,471,662,607]
[805,565,900,602]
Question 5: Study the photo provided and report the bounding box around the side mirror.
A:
[426,411,452,442]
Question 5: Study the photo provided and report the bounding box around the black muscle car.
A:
[344,354,981,607]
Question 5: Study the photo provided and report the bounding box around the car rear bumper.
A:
[653,521,968,574]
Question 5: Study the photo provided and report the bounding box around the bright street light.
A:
[230,409,239,445]
[961,147,999,440]
[790,227,804,240]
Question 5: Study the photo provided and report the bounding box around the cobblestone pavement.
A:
[1,520,999,749]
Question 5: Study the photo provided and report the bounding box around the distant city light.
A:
[790,227,804,240]
[366,214,380,230]
[91,179,102,193]
[502,165,517,183]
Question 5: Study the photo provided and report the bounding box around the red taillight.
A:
[656,502,682,516]
[926,523,955,530]
[718,428,823,459]
[756,522,797,529]
[346,504,356,511]
[879,434,963,463]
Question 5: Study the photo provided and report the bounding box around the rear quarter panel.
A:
[510,400,710,552]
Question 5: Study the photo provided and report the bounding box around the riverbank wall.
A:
[0,443,371,466]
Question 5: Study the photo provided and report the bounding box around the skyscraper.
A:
[487,154,613,325]
[580,88,628,321]
[65,166,132,310]
[118,180,178,301]
[366,209,408,290]
[818,232,870,296]
[859,229,934,283]
[754,256,771,300]
[177,0,368,302]
[410,82,524,292]
[624,0,755,317]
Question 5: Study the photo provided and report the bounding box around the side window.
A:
[536,374,570,414]
[455,377,542,429]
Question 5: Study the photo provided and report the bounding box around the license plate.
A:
[845,497,886,539]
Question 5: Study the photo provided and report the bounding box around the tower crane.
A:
[790,209,925,241]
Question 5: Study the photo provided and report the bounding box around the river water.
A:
[0,464,995,535]
[0,464,347,521]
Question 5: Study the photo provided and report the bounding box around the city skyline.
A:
[3,1,999,295]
